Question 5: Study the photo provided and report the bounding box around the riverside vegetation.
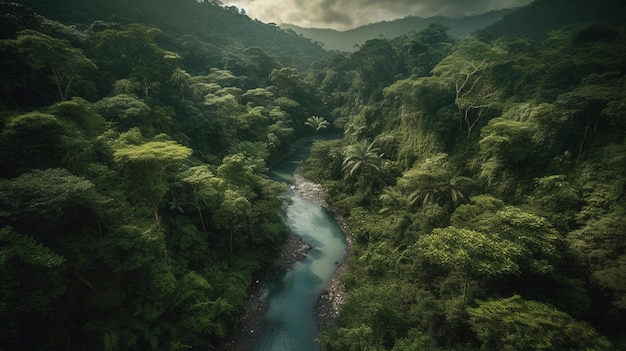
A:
[1,0,625,350]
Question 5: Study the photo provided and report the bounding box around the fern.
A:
[0,227,65,268]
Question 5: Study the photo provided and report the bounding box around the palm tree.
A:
[406,172,474,208]
[170,67,192,101]
[379,187,410,214]
[399,153,474,209]
[342,139,384,178]
[112,78,135,95]
[305,116,330,135]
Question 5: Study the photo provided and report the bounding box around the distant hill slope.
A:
[280,9,514,52]
[477,0,626,41]
[9,0,327,70]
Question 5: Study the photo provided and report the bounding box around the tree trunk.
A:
[153,205,161,227]
[197,207,207,232]
[248,221,255,250]
[228,228,234,253]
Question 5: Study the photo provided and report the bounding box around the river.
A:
[248,141,347,351]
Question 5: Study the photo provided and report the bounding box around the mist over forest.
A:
[1,0,625,350]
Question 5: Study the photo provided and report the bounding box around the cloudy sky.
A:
[222,0,533,30]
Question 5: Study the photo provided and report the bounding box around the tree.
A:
[0,168,110,232]
[455,60,499,138]
[450,195,560,275]
[162,272,234,348]
[217,153,255,190]
[48,97,107,138]
[349,38,397,102]
[113,132,192,225]
[402,23,455,76]
[469,103,547,195]
[304,115,330,135]
[433,39,505,138]
[92,24,177,82]
[16,29,96,101]
[213,189,250,253]
[554,73,623,157]
[0,112,78,176]
[94,94,153,132]
[269,67,301,96]
[396,153,474,210]
[182,166,223,232]
[342,139,384,178]
[169,67,192,101]
[112,78,137,95]
[568,203,626,309]
[416,226,523,301]
[0,227,66,350]
[468,295,612,351]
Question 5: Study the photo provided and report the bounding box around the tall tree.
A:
[15,29,96,101]
[468,295,612,351]
[213,189,250,253]
[169,67,192,101]
[304,115,330,135]
[433,39,505,138]
[113,132,192,225]
[397,153,474,210]
[182,166,222,232]
[342,140,384,178]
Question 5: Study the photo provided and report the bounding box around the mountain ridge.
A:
[477,0,626,41]
[280,9,515,52]
[9,0,328,70]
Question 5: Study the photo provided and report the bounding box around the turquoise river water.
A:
[249,142,347,351]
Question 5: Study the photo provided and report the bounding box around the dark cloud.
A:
[224,0,532,29]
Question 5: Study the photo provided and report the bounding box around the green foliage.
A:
[301,138,345,181]
[92,24,176,82]
[94,94,152,132]
[0,227,65,268]
[0,112,95,176]
[0,2,323,350]
[305,115,330,133]
[433,39,506,138]
[113,139,193,167]
[568,203,626,309]
[0,168,109,226]
[396,153,474,210]
[311,21,626,349]
[1,2,626,350]
[0,112,64,174]
[48,97,107,137]
[13,29,97,101]
[468,295,612,351]
[113,132,192,224]
[451,196,560,275]
[342,140,384,178]
[0,227,67,349]
[527,174,582,232]
[417,227,522,278]
[469,102,571,196]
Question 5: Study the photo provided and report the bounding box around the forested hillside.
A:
[8,0,327,71]
[281,9,513,52]
[1,0,626,350]
[477,0,625,41]
[301,4,626,350]
[0,1,328,349]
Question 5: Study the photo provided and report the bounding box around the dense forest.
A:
[1,0,625,350]
[280,9,514,52]
[0,1,327,349]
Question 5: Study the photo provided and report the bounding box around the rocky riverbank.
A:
[218,166,351,350]
[218,233,312,351]
[291,170,353,329]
